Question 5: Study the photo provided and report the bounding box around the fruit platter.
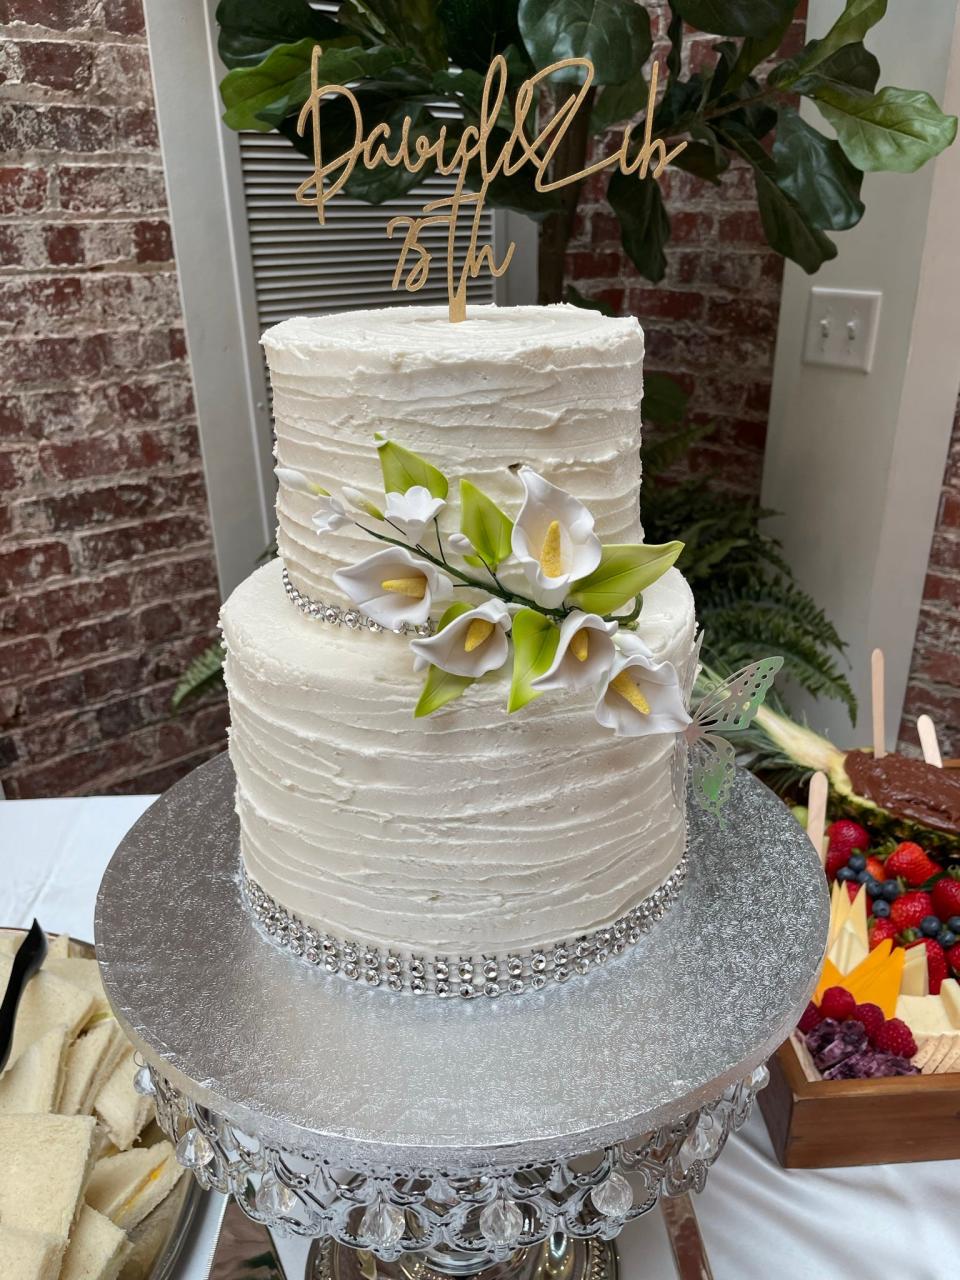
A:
[753,673,960,1167]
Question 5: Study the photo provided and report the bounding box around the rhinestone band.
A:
[241,854,687,1000]
[283,566,435,637]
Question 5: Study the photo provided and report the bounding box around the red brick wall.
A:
[0,0,227,797]
[899,396,960,760]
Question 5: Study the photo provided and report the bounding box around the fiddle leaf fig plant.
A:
[215,0,956,301]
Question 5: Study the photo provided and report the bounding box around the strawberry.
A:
[890,891,935,933]
[797,1001,822,1034]
[826,819,870,859]
[820,986,856,1021]
[947,943,960,977]
[825,845,851,882]
[853,1002,885,1045]
[870,919,897,949]
[865,856,886,882]
[884,842,939,887]
[875,1018,917,1058]
[931,874,960,923]
[909,938,948,995]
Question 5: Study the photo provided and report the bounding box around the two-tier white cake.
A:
[220,303,698,994]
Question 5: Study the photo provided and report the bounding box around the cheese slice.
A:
[94,1047,154,1151]
[897,993,953,1033]
[813,957,845,1004]
[0,1024,69,1114]
[828,921,870,975]
[0,1224,64,1280]
[60,1205,129,1280]
[851,947,905,1018]
[848,886,869,949]
[940,978,960,1028]
[59,1020,126,1116]
[86,1142,183,1232]
[901,945,930,997]
[827,881,854,947]
[0,1113,97,1239]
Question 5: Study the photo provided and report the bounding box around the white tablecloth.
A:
[2,795,957,1279]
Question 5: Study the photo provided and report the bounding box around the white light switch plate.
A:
[802,287,882,371]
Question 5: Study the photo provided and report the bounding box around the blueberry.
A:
[921,915,942,937]
[837,866,858,883]
[848,854,867,873]
[882,881,901,901]
[856,869,870,884]
[864,876,882,896]
[872,900,891,919]
[949,916,960,934]
[938,929,958,949]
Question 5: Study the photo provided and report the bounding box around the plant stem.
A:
[433,516,449,566]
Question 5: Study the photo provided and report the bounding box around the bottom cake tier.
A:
[220,558,698,964]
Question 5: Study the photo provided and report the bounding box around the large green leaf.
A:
[480,161,564,221]
[723,11,795,96]
[642,372,689,427]
[414,603,475,717]
[215,0,341,69]
[771,0,886,87]
[339,0,447,71]
[517,0,652,86]
[432,68,513,128]
[438,0,524,73]
[814,85,958,174]
[718,124,837,273]
[568,542,684,614]
[607,170,670,283]
[787,42,880,96]
[377,439,448,499]
[773,107,864,231]
[220,41,405,132]
[459,480,514,568]
[508,609,560,713]
[668,136,728,185]
[591,68,648,133]
[670,0,795,38]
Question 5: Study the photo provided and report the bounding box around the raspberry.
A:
[870,919,897,949]
[875,1018,917,1059]
[853,1002,885,1045]
[890,891,935,933]
[820,986,856,1022]
[798,1001,822,1034]
[885,842,940,887]
[909,938,948,995]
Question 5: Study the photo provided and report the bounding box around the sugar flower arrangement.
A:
[279,437,691,735]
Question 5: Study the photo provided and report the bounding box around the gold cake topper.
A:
[296,53,686,323]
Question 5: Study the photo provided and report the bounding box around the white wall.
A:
[762,0,960,746]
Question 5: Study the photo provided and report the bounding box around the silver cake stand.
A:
[95,753,827,1279]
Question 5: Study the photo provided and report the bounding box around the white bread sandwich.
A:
[0,1024,69,1114]
[60,1205,130,1280]
[44,956,112,1023]
[0,1113,97,1238]
[0,1223,64,1280]
[59,1019,127,1116]
[85,1141,183,1232]
[0,957,95,1067]
[93,1047,154,1151]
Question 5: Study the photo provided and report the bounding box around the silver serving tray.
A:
[1,927,206,1280]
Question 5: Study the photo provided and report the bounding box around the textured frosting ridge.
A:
[264,303,645,601]
[223,558,696,955]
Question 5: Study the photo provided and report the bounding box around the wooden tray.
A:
[759,1035,960,1167]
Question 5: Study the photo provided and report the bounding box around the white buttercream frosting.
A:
[222,558,696,955]
[263,303,645,601]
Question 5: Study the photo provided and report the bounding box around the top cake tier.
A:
[264,303,645,601]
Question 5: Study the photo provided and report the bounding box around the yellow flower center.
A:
[380,576,427,598]
[610,670,651,715]
[539,520,563,577]
[569,629,589,662]
[464,618,495,652]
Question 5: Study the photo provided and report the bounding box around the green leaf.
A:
[414,602,475,717]
[459,480,513,568]
[220,41,406,132]
[508,609,560,713]
[773,107,864,231]
[591,68,647,133]
[668,137,728,185]
[813,85,958,174]
[771,0,886,87]
[377,440,449,499]
[670,0,795,38]
[339,0,447,71]
[172,643,226,710]
[784,42,880,96]
[437,0,525,73]
[724,10,795,96]
[432,68,513,129]
[518,0,652,86]
[568,542,684,614]
[481,162,564,221]
[642,372,690,427]
[565,284,615,316]
[607,170,670,283]
[215,0,341,70]
[718,123,837,273]
[666,7,683,80]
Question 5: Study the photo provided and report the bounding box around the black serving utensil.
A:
[0,919,48,1073]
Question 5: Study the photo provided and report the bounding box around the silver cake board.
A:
[95,752,828,1276]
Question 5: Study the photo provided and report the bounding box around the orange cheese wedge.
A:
[850,949,905,1019]
[814,958,845,1004]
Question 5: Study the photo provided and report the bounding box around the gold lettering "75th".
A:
[296,50,686,323]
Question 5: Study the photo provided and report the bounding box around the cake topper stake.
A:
[295,51,686,323]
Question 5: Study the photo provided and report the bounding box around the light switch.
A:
[802,287,882,372]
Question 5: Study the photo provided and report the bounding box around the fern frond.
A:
[172,642,226,711]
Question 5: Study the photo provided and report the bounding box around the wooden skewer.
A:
[807,770,829,865]
[917,714,943,768]
[871,648,886,760]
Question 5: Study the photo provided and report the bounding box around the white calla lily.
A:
[447,531,474,555]
[409,598,511,677]
[530,611,619,695]
[511,467,602,608]
[385,485,446,541]
[333,547,452,628]
[312,493,351,533]
[595,651,691,738]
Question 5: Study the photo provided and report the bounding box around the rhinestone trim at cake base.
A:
[240,854,688,1000]
[283,566,436,637]
[147,1063,767,1264]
